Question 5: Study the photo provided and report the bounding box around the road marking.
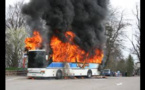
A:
[116,82,123,86]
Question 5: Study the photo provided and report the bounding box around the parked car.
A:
[101,69,115,76]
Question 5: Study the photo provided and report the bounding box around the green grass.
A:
[6,67,27,71]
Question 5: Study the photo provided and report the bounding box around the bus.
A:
[26,50,100,79]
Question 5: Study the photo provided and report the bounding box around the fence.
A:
[6,70,27,76]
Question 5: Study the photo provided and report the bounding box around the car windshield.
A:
[103,70,109,73]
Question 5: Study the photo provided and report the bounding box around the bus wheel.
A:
[56,70,62,79]
[87,69,92,78]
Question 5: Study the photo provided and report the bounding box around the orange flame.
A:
[50,31,104,64]
[25,31,42,50]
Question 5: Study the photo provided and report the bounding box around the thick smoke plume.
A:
[22,0,109,55]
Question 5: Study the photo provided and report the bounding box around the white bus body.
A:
[27,50,100,78]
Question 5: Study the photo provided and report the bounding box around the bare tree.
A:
[127,4,140,61]
[5,1,29,68]
[103,7,130,69]
[6,0,25,30]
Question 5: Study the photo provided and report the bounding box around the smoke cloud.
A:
[22,0,109,55]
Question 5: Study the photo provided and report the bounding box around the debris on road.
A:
[92,75,107,79]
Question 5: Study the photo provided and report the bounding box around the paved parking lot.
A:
[6,76,140,90]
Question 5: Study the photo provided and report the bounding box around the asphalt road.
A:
[6,76,140,90]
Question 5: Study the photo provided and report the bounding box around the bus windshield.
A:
[28,51,47,68]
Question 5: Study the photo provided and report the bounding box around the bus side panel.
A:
[71,68,88,76]
[71,68,100,76]
[91,68,100,75]
[27,68,62,77]
[44,68,58,77]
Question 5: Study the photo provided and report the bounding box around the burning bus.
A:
[22,0,108,79]
[24,31,103,79]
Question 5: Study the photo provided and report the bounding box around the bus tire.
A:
[87,69,92,78]
[56,70,62,79]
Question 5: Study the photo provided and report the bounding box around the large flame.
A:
[25,31,42,50]
[50,31,103,64]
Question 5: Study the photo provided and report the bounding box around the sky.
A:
[6,0,140,10]
[6,0,140,62]
[110,0,140,63]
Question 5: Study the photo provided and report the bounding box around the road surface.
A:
[6,76,140,90]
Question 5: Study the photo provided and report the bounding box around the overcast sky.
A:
[6,0,140,14]
[6,0,140,9]
[6,0,140,62]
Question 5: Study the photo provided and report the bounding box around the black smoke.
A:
[22,0,109,56]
